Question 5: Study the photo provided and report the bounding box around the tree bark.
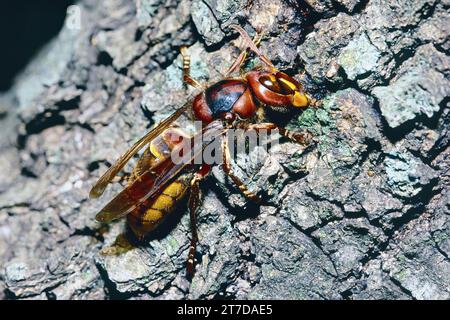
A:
[0,0,449,299]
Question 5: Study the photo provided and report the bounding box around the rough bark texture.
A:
[0,0,449,300]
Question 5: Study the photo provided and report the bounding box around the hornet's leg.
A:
[221,132,261,202]
[186,164,211,277]
[245,122,316,146]
[180,46,202,89]
[225,29,265,77]
[226,24,276,74]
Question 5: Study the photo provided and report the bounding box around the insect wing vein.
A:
[89,98,194,199]
[95,120,225,223]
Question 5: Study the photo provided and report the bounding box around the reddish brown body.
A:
[193,79,256,122]
[193,71,309,124]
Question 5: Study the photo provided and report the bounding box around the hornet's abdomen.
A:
[193,79,256,122]
[127,175,191,239]
[126,127,192,239]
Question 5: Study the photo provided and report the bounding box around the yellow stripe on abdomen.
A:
[163,181,186,199]
[143,181,186,222]
[141,208,163,224]
[129,180,190,239]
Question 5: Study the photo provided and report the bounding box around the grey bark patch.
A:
[249,216,338,299]
[373,44,450,128]
[338,33,380,81]
[384,150,438,199]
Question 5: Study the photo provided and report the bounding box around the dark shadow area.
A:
[0,1,73,92]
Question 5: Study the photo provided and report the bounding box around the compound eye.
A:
[277,77,297,94]
[275,72,301,94]
[259,72,301,96]
[247,70,310,108]
[259,74,282,93]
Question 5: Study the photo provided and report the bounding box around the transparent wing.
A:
[95,120,225,223]
[89,99,193,199]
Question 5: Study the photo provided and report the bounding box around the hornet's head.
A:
[247,70,310,109]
